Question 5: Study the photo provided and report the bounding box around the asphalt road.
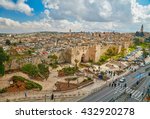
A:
[115,75,150,102]
[79,64,150,102]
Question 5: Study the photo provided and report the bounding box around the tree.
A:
[142,48,149,58]
[105,46,118,56]
[49,54,58,69]
[38,63,49,79]
[5,39,11,45]
[21,64,39,78]
[120,47,126,57]
[0,47,9,76]
[133,38,140,45]
[28,50,32,55]
[145,37,150,43]
[19,40,22,44]
[0,64,5,76]
[49,54,58,64]
[99,55,109,63]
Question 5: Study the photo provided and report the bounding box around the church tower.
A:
[141,24,144,33]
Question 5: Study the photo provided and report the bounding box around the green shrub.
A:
[87,77,92,80]
[105,46,118,56]
[21,64,39,77]
[25,82,33,90]
[0,64,5,76]
[0,88,7,93]
[82,79,87,83]
[25,82,42,90]
[62,67,78,76]
[82,78,92,83]
[50,63,58,69]
[129,45,136,52]
[65,77,78,81]
[13,76,25,82]
[12,76,42,90]
[38,64,48,73]
[99,55,109,63]
[38,63,49,78]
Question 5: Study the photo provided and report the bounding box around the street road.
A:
[115,75,150,102]
[79,64,150,102]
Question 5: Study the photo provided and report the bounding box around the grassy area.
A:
[98,46,126,64]
[0,76,42,94]
[49,54,58,69]
[0,64,5,76]
[63,67,78,76]
[65,77,78,81]
[133,37,150,49]
[21,64,39,78]
[21,63,49,79]
[82,77,93,83]
[139,42,150,49]
[38,64,49,79]
[59,67,78,76]
[99,55,110,63]
[128,45,136,52]
[49,63,58,69]
[13,76,42,90]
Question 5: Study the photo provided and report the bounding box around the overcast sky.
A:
[0,0,150,33]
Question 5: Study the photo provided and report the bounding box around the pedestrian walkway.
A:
[114,86,143,101]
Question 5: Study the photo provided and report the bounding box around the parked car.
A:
[119,77,126,83]
[140,63,145,67]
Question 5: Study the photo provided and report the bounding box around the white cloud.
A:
[131,0,150,23]
[41,0,150,31]
[98,1,112,18]
[0,17,83,33]
[41,0,132,22]
[43,0,60,10]
[0,16,119,33]
[0,17,19,27]
[0,0,150,33]
[0,0,33,16]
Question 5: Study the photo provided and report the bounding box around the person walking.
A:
[112,83,114,87]
[24,92,27,98]
[124,83,127,88]
[51,93,54,100]
[109,83,111,87]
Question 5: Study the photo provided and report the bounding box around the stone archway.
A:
[81,54,86,63]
